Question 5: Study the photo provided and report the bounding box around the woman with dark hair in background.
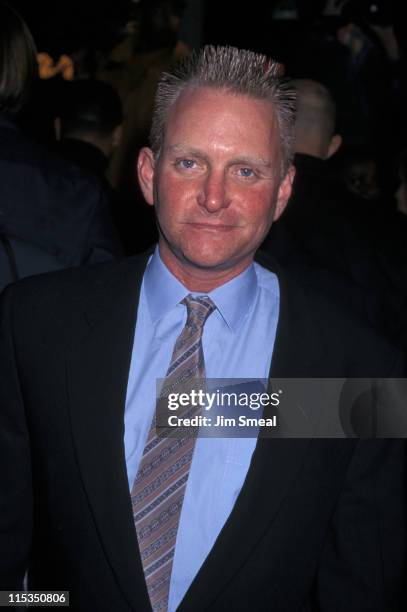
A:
[0,0,38,116]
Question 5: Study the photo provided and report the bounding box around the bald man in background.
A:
[262,78,383,330]
[292,78,342,161]
[262,78,343,240]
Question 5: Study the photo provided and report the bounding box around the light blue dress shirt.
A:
[124,248,280,611]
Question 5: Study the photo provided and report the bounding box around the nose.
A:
[197,170,230,212]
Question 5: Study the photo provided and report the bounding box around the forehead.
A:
[163,86,281,160]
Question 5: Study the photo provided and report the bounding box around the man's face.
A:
[138,86,294,286]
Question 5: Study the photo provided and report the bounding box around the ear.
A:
[273,165,296,221]
[137,147,156,206]
[327,134,342,159]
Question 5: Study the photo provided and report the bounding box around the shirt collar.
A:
[144,247,258,333]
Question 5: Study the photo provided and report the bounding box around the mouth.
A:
[186,222,237,232]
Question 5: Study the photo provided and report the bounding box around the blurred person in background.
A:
[335,0,400,149]
[54,78,152,255]
[262,78,384,329]
[263,78,343,268]
[0,2,122,293]
[54,79,123,180]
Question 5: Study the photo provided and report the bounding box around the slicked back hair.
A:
[0,2,38,116]
[149,45,297,178]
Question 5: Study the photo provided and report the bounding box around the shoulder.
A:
[255,250,405,377]
[0,253,149,331]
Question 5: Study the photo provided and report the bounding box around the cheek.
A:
[241,188,276,225]
[157,175,197,210]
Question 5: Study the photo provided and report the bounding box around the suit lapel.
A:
[179,258,325,610]
[67,255,151,611]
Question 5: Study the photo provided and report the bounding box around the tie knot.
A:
[181,294,216,329]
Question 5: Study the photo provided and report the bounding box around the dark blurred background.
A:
[2,0,407,353]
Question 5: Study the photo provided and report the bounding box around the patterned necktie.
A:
[131,295,216,612]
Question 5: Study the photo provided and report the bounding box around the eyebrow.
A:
[167,144,272,168]
[167,145,209,161]
[229,156,273,168]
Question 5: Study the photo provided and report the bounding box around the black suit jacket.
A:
[0,252,406,611]
[0,114,122,287]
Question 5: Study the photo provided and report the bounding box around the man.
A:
[0,46,405,611]
[54,79,123,179]
[262,78,388,333]
[53,78,142,255]
[263,78,343,258]
[262,78,344,269]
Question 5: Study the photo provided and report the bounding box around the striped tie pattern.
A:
[131,295,216,611]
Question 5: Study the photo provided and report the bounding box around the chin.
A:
[182,250,229,270]
[182,240,251,272]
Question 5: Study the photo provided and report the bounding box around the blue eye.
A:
[239,167,254,177]
[179,159,196,169]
